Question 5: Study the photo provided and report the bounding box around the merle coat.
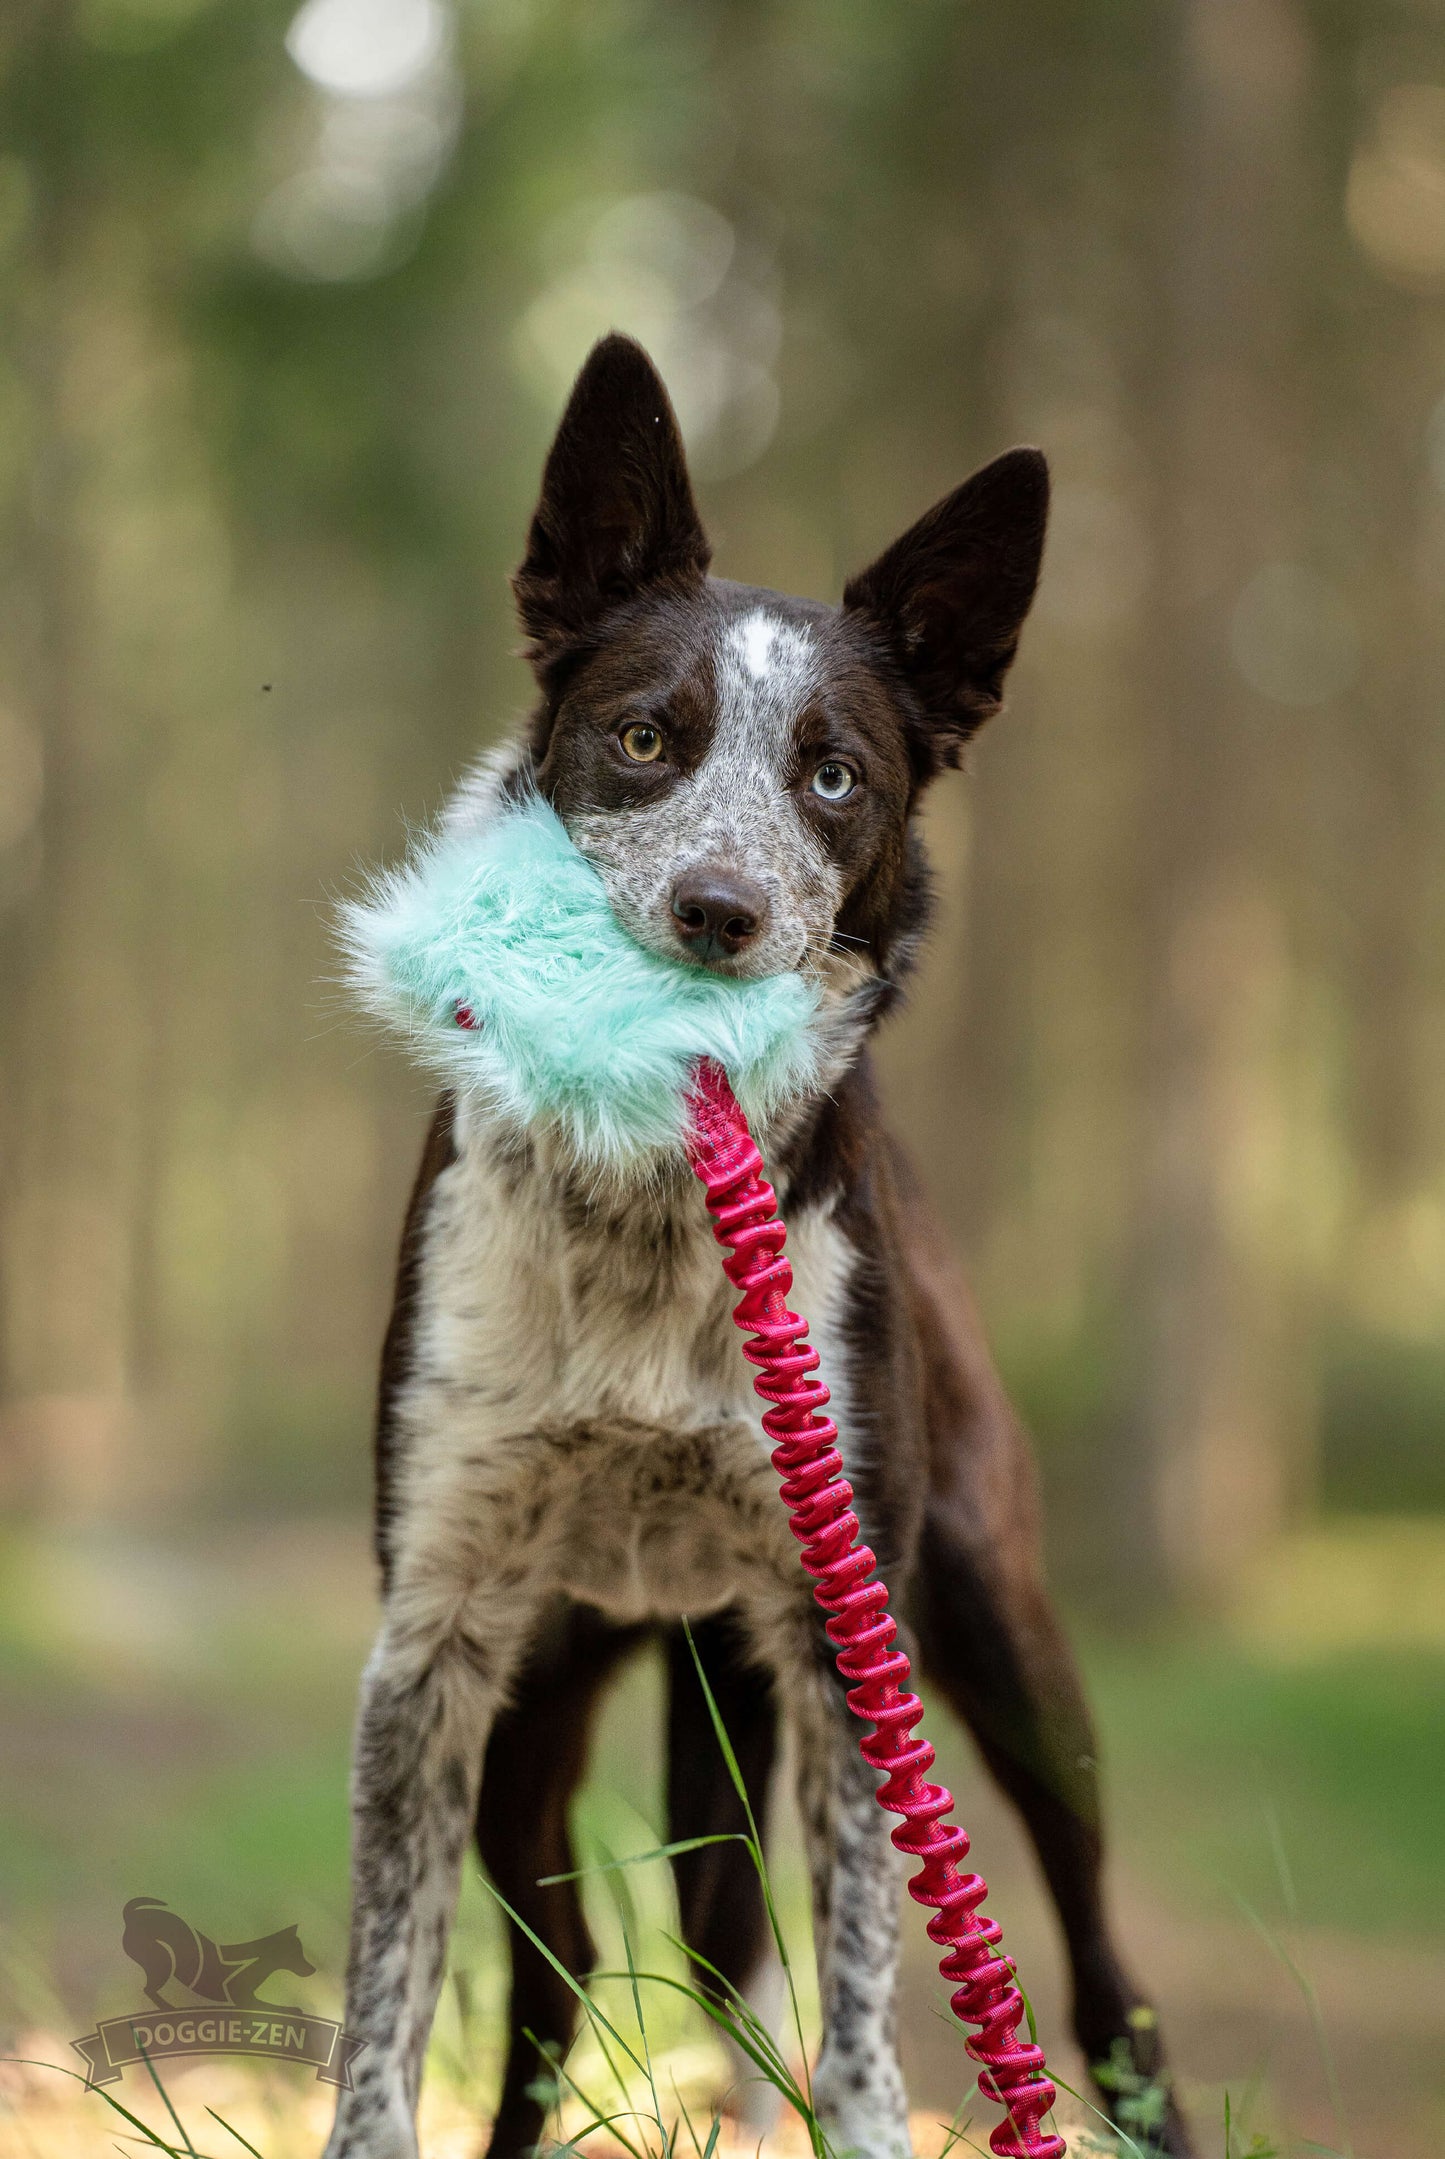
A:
[323,336,1193,2159]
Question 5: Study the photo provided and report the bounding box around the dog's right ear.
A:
[843,448,1049,774]
[513,335,711,665]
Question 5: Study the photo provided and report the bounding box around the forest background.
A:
[2,2,1443,2154]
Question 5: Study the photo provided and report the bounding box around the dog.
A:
[324,334,1194,2159]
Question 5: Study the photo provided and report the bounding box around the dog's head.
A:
[514,335,1047,1006]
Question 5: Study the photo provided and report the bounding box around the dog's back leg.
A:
[663,1612,779,2129]
[476,1600,647,2159]
[902,1184,1196,2156]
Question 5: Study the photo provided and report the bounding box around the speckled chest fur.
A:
[383,1093,858,1626]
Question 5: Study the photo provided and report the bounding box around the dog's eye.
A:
[619,722,664,764]
[810,760,857,801]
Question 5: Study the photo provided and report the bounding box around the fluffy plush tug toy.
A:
[342,791,820,1166]
[344,791,1067,2159]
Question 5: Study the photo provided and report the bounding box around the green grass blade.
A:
[528,1984,634,2129]
[480,1877,647,2076]
[935,2096,975,2159]
[541,2036,650,2159]
[650,1932,786,2070]
[670,2072,704,2159]
[679,1619,818,2139]
[678,1616,793,1975]
[679,1621,757,1831]
[620,1915,664,2140]
[1048,2070,1153,2159]
[133,2045,199,2159]
[574,1825,657,2110]
[204,2110,265,2159]
[517,2022,564,2119]
[1262,1802,1300,1926]
[1230,1889,1354,2159]
[600,1967,810,2115]
[654,1933,793,2085]
[2,2059,195,2159]
[108,2142,219,2159]
[551,2073,652,2159]
[538,1833,751,1887]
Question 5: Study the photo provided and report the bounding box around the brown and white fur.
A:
[325,336,1194,2159]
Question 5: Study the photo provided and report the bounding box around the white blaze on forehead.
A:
[710,608,817,783]
[738,611,781,679]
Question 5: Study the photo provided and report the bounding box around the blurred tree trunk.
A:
[1118,0,1315,1610]
[4,1,144,1513]
[1344,354,1445,1323]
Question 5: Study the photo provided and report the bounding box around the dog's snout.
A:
[669,868,769,961]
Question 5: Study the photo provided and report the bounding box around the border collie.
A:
[324,335,1193,2159]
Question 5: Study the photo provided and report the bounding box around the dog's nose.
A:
[670,869,769,960]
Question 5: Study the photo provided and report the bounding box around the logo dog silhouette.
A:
[121,1897,316,2011]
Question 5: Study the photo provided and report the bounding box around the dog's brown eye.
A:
[811,759,857,801]
[620,722,664,764]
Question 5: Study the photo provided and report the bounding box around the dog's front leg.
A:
[792,1657,911,2159]
[324,1587,536,2159]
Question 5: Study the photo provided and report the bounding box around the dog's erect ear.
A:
[513,334,711,662]
[842,447,1049,769]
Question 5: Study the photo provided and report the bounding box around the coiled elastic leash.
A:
[686,1058,1066,2159]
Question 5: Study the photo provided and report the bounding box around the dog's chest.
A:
[418,1130,749,1427]
[401,1114,856,1618]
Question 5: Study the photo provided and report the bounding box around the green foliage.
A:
[1319,1330,1445,1514]
[3,0,1444,1608]
[484,1620,832,2159]
[1081,1637,1445,1940]
[1091,2036,1171,2144]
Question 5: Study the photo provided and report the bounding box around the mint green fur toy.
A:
[341,794,820,1165]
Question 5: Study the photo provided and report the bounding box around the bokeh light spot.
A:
[286,0,448,99]
[1346,83,1445,291]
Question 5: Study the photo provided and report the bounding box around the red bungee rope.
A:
[684,1058,1066,2159]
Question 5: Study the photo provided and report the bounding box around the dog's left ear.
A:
[843,447,1049,770]
[514,333,711,666]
